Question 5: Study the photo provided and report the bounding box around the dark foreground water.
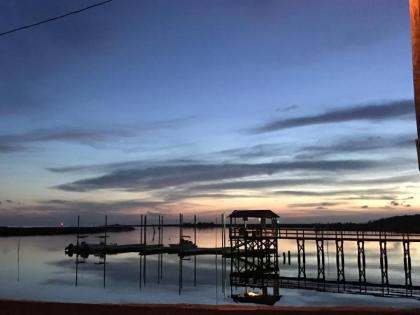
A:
[1,227,420,307]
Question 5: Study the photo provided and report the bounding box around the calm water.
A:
[1,227,420,307]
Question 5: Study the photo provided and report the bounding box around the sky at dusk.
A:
[0,0,418,225]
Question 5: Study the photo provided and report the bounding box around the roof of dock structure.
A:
[229,210,279,219]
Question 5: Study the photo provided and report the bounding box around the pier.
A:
[277,227,419,297]
[66,211,420,304]
[65,242,229,258]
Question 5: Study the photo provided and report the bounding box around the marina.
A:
[59,211,420,304]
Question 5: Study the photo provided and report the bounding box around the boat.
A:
[231,291,281,306]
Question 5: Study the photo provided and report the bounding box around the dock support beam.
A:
[403,238,413,296]
[379,240,389,295]
[297,238,306,280]
[157,215,163,283]
[103,215,107,288]
[357,239,366,290]
[335,233,345,289]
[316,239,325,285]
[194,214,197,287]
[178,213,183,295]
[75,215,80,287]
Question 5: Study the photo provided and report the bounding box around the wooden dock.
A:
[65,241,230,257]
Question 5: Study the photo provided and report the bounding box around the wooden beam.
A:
[410,0,420,169]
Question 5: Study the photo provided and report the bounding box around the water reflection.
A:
[1,228,420,307]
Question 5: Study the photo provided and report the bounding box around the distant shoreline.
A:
[2,214,420,236]
[0,225,134,237]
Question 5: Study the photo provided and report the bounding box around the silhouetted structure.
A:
[229,210,281,305]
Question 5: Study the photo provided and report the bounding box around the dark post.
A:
[143,254,147,286]
[335,231,345,290]
[357,231,366,292]
[139,253,142,290]
[139,214,143,289]
[194,214,197,286]
[157,215,161,283]
[140,214,143,246]
[379,233,389,295]
[75,215,80,286]
[403,235,413,296]
[17,231,21,283]
[178,213,183,295]
[229,215,233,296]
[316,238,325,285]
[103,215,107,288]
[215,216,218,304]
[297,237,306,280]
[160,215,163,280]
[143,215,147,246]
[143,215,147,286]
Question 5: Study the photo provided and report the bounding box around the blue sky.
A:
[0,0,418,225]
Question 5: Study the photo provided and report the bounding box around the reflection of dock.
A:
[65,241,230,258]
[279,276,420,299]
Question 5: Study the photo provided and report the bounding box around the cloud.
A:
[53,159,376,192]
[217,134,415,163]
[0,118,191,153]
[251,99,414,133]
[296,135,414,159]
[163,192,263,202]
[273,188,399,198]
[0,142,27,153]
[0,127,136,152]
[288,202,341,208]
[219,143,286,160]
[273,188,412,202]
[47,158,201,174]
[276,104,299,112]
[343,174,419,185]
[193,177,331,191]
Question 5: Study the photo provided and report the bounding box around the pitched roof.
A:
[229,210,279,219]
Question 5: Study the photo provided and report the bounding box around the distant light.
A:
[59,222,64,227]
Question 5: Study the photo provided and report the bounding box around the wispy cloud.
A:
[288,202,342,208]
[296,135,414,159]
[273,188,408,202]
[0,118,191,154]
[218,143,286,160]
[53,159,376,192]
[0,127,136,153]
[193,177,331,191]
[251,99,414,133]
